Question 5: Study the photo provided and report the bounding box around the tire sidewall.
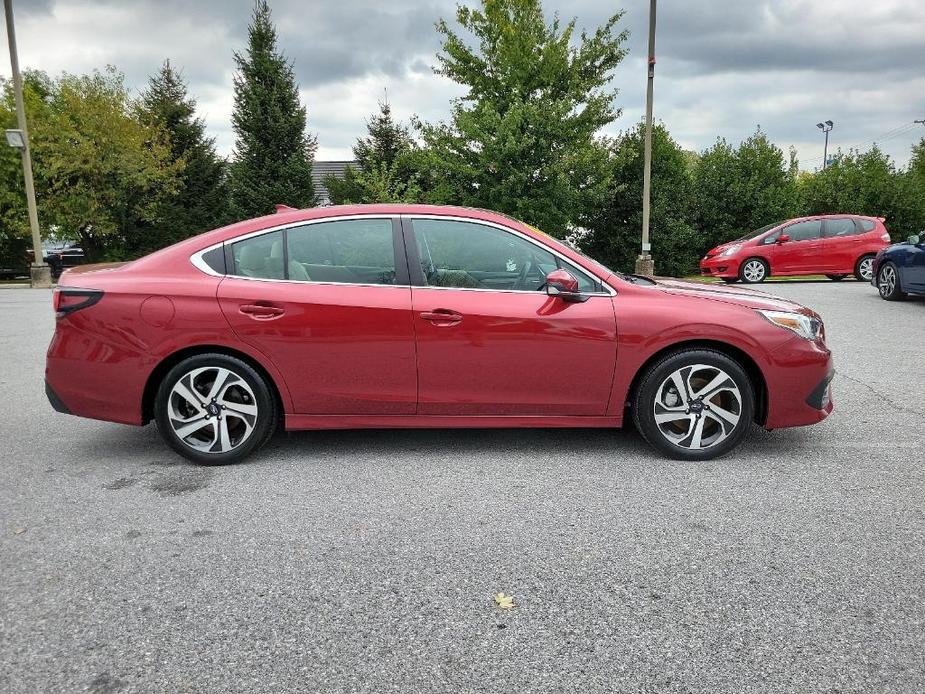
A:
[877,262,905,301]
[855,254,875,281]
[633,349,755,461]
[739,258,768,284]
[154,353,276,465]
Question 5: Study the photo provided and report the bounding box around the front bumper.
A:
[869,255,882,287]
[764,336,834,429]
[699,255,741,278]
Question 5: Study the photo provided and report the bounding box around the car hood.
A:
[651,278,817,315]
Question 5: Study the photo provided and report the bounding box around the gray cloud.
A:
[2,0,923,167]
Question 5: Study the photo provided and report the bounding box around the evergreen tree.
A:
[131,60,229,256]
[229,0,316,217]
[326,101,421,204]
[417,0,628,236]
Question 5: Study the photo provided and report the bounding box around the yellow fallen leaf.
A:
[494,592,515,609]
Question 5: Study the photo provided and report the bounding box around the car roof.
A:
[130,204,604,281]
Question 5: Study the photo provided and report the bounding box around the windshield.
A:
[736,221,784,241]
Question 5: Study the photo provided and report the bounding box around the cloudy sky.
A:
[3,0,924,168]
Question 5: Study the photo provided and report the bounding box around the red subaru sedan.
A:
[700,214,891,283]
[46,204,833,464]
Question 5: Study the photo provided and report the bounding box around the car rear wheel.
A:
[855,255,875,282]
[876,262,906,301]
[739,258,768,283]
[632,349,755,461]
[154,353,278,465]
[826,274,847,281]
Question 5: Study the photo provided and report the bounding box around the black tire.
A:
[854,254,875,282]
[632,349,755,461]
[154,353,278,465]
[876,262,906,301]
[738,258,769,284]
[826,274,847,281]
[721,278,738,284]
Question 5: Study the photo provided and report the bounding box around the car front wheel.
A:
[154,353,278,465]
[739,258,768,283]
[633,349,755,461]
[876,262,906,301]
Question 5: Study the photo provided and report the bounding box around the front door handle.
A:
[239,303,285,320]
[420,309,463,325]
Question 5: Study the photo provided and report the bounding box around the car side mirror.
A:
[545,269,588,303]
[776,234,790,244]
[908,234,921,245]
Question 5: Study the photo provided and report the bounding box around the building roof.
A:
[312,160,357,205]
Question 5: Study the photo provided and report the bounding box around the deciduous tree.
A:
[417,0,628,236]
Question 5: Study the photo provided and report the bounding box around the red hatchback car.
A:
[46,204,833,463]
[700,214,891,283]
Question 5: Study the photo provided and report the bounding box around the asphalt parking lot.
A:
[1,281,923,693]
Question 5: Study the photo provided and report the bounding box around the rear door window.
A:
[784,220,822,242]
[287,219,397,285]
[824,218,858,238]
[231,231,285,279]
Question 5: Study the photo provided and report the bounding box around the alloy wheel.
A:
[878,265,896,297]
[742,260,766,282]
[858,257,874,281]
[167,366,258,454]
[653,364,743,450]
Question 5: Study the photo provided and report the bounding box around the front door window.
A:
[412,219,599,293]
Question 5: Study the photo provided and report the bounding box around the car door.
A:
[773,219,823,274]
[903,236,925,291]
[405,216,617,416]
[216,216,418,415]
[820,217,861,273]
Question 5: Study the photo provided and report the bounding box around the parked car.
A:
[45,204,834,464]
[700,215,891,283]
[871,232,925,300]
[31,241,86,278]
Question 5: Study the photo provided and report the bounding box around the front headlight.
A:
[756,310,823,341]
[720,244,742,257]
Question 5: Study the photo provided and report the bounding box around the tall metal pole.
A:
[4,0,50,288]
[822,129,829,170]
[635,0,657,277]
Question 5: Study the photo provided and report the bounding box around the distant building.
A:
[312,160,357,206]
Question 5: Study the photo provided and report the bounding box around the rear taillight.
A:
[54,288,103,317]
[881,232,891,242]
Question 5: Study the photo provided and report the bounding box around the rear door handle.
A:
[239,303,285,320]
[420,309,463,325]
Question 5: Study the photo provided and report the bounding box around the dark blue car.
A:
[872,232,925,300]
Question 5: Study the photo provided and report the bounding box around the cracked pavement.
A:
[1,281,923,693]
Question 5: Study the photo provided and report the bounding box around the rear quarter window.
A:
[859,219,876,232]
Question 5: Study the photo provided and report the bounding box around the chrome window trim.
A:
[403,214,617,297]
[188,211,616,297]
[188,214,400,282]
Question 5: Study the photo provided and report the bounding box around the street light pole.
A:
[816,120,834,170]
[635,0,657,277]
[3,0,50,288]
